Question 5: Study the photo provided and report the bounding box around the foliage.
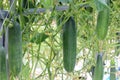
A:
[0,0,120,80]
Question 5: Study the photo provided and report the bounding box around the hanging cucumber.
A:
[110,59,116,80]
[96,0,110,40]
[7,20,22,76]
[63,17,76,72]
[116,32,120,56]
[93,53,104,80]
[96,9,109,40]
[0,46,7,80]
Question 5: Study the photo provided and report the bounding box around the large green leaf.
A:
[30,32,49,44]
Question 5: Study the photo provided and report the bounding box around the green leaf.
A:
[20,63,31,80]
[41,0,53,9]
[0,0,3,8]
[30,32,49,44]
[21,0,36,9]
[59,0,72,4]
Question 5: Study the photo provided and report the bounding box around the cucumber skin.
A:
[93,54,104,80]
[96,8,109,40]
[110,60,116,80]
[63,17,76,72]
[0,47,7,80]
[7,21,22,76]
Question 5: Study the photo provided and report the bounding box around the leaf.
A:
[41,0,53,9]
[30,32,49,44]
[0,0,3,8]
[58,0,72,4]
[21,0,36,9]
[20,63,31,79]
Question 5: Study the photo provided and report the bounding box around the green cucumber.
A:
[110,59,116,80]
[93,53,104,80]
[0,46,7,80]
[63,17,76,72]
[96,0,110,40]
[7,21,22,76]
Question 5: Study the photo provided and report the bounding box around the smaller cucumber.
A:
[0,46,7,80]
[110,59,116,80]
[96,0,110,40]
[93,53,104,80]
[96,9,109,40]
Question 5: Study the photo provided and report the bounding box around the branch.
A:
[0,4,88,19]
[24,5,69,14]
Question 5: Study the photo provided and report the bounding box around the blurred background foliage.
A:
[0,0,120,80]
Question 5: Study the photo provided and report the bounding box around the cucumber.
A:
[63,17,76,72]
[96,0,110,40]
[7,21,22,76]
[0,46,7,80]
[93,53,104,80]
[110,59,116,80]
[116,32,120,56]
